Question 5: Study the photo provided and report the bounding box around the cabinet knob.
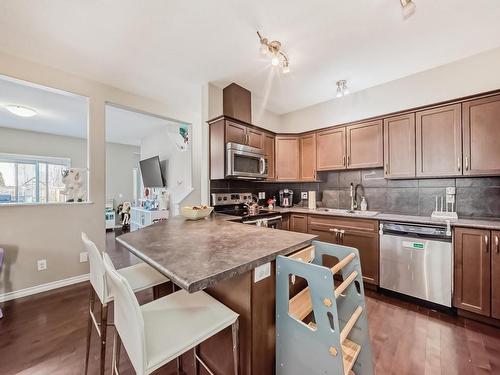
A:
[485,235,489,251]
[496,236,499,254]
[457,157,461,172]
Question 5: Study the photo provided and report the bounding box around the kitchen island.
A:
[117,214,316,375]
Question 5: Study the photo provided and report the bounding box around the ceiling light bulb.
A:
[343,87,350,95]
[400,0,416,17]
[5,105,38,117]
[336,88,343,98]
[282,64,290,74]
[259,43,269,55]
[271,55,280,67]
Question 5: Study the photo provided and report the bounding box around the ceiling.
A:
[0,75,180,146]
[1,1,500,115]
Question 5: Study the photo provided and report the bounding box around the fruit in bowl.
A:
[180,205,214,220]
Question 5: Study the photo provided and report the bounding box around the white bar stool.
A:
[82,232,170,375]
[102,253,240,375]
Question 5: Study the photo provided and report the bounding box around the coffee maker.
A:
[278,189,294,208]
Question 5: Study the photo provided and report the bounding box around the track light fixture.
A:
[400,0,416,18]
[336,80,349,98]
[257,31,290,74]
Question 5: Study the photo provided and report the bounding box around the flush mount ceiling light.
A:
[400,0,416,18]
[336,80,349,98]
[5,104,38,117]
[257,31,290,74]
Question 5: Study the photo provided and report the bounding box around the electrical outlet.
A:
[258,192,266,200]
[301,191,308,200]
[80,252,88,263]
[37,259,47,271]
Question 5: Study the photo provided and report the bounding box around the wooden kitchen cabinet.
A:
[275,136,300,181]
[346,120,383,169]
[308,215,379,286]
[299,134,317,181]
[316,127,346,171]
[463,94,500,176]
[492,230,500,319]
[225,120,247,145]
[383,113,416,178]
[416,104,462,177]
[263,134,275,180]
[247,127,263,149]
[281,213,290,231]
[453,227,491,316]
[290,214,308,233]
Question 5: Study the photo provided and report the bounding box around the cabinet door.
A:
[290,214,308,233]
[346,120,383,169]
[263,134,275,180]
[275,136,300,181]
[341,230,379,286]
[416,104,462,177]
[300,134,317,181]
[247,128,263,149]
[225,120,247,145]
[463,95,500,176]
[492,231,500,319]
[316,128,346,171]
[453,227,491,316]
[383,114,416,178]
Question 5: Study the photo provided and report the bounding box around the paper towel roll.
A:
[308,191,316,210]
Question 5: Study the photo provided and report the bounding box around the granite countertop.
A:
[116,214,316,293]
[271,207,500,230]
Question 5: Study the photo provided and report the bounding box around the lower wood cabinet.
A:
[492,230,500,319]
[281,214,290,231]
[453,227,491,316]
[290,214,308,233]
[307,215,379,286]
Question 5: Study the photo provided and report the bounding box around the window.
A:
[0,153,70,204]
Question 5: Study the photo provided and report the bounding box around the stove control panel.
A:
[211,192,253,206]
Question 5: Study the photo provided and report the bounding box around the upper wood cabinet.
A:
[275,136,300,181]
[225,120,263,150]
[299,134,317,181]
[453,227,491,316]
[416,104,462,177]
[492,230,500,319]
[383,114,416,179]
[346,120,383,169]
[263,134,275,180]
[316,127,346,171]
[463,94,500,176]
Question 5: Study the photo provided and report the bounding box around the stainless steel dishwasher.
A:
[379,221,452,307]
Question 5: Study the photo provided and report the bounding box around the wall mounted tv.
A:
[139,156,166,188]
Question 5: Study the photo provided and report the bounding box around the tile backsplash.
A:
[210,169,500,218]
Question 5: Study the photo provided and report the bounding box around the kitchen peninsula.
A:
[116,214,316,374]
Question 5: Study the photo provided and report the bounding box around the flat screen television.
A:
[139,156,165,187]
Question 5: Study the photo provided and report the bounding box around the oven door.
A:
[226,143,268,179]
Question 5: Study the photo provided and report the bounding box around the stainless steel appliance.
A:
[226,143,268,179]
[278,189,294,208]
[379,221,452,307]
[211,192,282,229]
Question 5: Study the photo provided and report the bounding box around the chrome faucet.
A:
[349,183,358,212]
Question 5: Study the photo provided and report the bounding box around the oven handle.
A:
[265,216,282,222]
[244,215,282,225]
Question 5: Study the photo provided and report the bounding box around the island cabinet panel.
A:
[225,120,248,145]
[416,104,462,177]
[346,120,383,169]
[383,113,416,179]
[453,227,491,316]
[316,127,346,171]
[307,215,379,285]
[263,133,275,180]
[281,213,290,230]
[463,94,500,176]
[290,213,308,233]
[299,134,317,181]
[275,136,300,181]
[492,231,500,319]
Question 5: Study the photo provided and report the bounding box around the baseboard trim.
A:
[0,273,89,303]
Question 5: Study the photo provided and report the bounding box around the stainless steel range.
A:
[211,192,283,228]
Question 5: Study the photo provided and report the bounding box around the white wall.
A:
[0,51,203,297]
[280,47,500,132]
[106,142,140,206]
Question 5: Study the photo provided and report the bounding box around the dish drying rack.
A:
[276,240,373,375]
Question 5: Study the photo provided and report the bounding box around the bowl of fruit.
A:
[180,205,214,220]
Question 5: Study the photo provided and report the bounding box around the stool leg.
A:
[100,302,108,375]
[153,285,159,300]
[231,320,240,375]
[112,330,122,375]
[176,356,183,374]
[193,346,199,375]
[84,287,95,375]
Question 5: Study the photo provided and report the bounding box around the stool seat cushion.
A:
[141,289,238,373]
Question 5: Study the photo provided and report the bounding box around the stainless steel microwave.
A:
[226,142,268,179]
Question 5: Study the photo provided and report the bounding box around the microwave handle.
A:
[259,157,266,174]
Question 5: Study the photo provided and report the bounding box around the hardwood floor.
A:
[0,231,499,374]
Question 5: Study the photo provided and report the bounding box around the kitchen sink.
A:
[315,208,379,217]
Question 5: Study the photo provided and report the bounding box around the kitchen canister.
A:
[308,191,316,210]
